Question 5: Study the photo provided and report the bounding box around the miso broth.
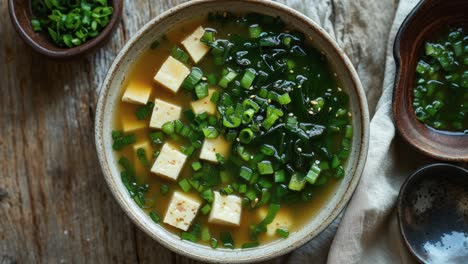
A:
[112,13,352,249]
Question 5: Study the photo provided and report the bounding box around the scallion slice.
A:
[182,68,203,90]
[240,68,256,89]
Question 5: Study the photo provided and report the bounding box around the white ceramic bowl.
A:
[95,0,369,262]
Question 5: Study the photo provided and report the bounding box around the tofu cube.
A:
[153,56,190,93]
[151,143,187,181]
[181,26,211,63]
[132,141,152,175]
[164,191,201,231]
[149,99,182,129]
[199,136,231,163]
[208,191,242,226]
[190,89,217,115]
[258,207,292,236]
[121,111,147,133]
[121,81,152,105]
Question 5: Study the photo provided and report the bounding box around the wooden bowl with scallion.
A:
[8,0,123,58]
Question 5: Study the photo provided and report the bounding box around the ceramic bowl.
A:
[397,163,468,263]
[393,0,468,162]
[94,0,369,262]
[8,0,123,59]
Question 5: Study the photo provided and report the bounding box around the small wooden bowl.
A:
[393,0,468,162]
[8,0,123,59]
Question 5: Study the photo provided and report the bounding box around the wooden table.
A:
[0,0,398,263]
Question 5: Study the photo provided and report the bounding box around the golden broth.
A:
[113,16,342,247]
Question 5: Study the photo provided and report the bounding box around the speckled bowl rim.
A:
[95,0,369,262]
[396,163,468,263]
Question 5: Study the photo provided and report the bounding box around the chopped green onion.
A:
[195,82,209,99]
[200,29,215,44]
[149,132,164,145]
[242,109,255,124]
[260,144,276,156]
[276,228,289,238]
[171,46,189,63]
[201,227,211,242]
[210,238,219,249]
[178,179,191,192]
[136,148,150,167]
[288,173,306,191]
[160,184,169,196]
[220,232,235,249]
[181,232,198,242]
[239,166,253,181]
[202,126,219,139]
[135,102,154,120]
[274,170,286,183]
[148,211,161,224]
[239,128,254,144]
[201,204,212,215]
[240,68,256,89]
[210,91,220,104]
[201,189,214,203]
[277,93,291,105]
[112,131,136,151]
[161,121,175,135]
[249,24,262,38]
[218,71,238,88]
[257,161,274,175]
[345,125,353,139]
[242,241,260,249]
[182,68,203,90]
[191,161,202,171]
[305,164,321,184]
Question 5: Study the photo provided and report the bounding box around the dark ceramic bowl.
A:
[393,0,468,162]
[397,163,468,264]
[8,0,123,59]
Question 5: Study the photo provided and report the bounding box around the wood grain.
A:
[0,0,397,263]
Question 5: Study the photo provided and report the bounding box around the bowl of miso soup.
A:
[95,0,369,262]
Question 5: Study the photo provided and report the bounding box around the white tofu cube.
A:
[133,141,152,175]
[149,99,182,129]
[208,191,242,226]
[164,191,201,231]
[181,26,211,63]
[121,111,147,133]
[190,89,217,115]
[258,207,292,236]
[121,81,152,105]
[151,143,187,181]
[199,136,231,163]
[153,56,190,93]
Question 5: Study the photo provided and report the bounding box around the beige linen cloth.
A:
[278,0,434,263]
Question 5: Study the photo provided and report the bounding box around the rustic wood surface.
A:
[0,0,398,263]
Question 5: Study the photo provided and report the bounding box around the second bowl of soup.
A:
[95,0,369,262]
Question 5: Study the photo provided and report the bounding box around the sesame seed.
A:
[308,110,314,115]
[288,113,294,117]
[267,99,272,103]
[250,95,256,99]
[298,85,302,88]
[333,72,337,77]
[310,100,317,105]
[297,148,302,152]
[337,87,342,92]
[236,138,240,142]
[201,77,207,81]
[289,70,294,73]
[348,112,352,117]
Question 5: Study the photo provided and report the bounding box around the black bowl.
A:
[397,163,468,264]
